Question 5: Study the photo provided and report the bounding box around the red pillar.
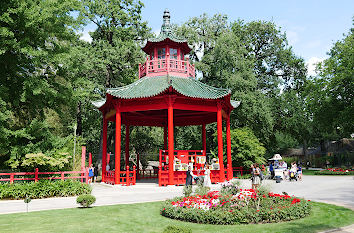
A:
[202,124,206,154]
[89,152,92,167]
[125,125,130,167]
[217,104,225,182]
[168,98,174,185]
[102,117,107,183]
[81,146,86,183]
[115,108,121,185]
[226,117,232,180]
[163,125,167,150]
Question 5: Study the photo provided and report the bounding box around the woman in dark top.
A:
[185,166,195,186]
[94,165,98,182]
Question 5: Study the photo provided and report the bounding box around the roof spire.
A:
[161,9,171,35]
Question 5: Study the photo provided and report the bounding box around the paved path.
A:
[0,175,353,232]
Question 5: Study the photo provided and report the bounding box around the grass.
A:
[302,170,318,175]
[1,201,353,233]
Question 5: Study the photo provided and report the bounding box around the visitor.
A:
[203,164,212,188]
[297,164,303,181]
[106,162,110,172]
[88,164,94,183]
[94,164,98,182]
[282,161,288,180]
[269,162,274,179]
[251,163,261,190]
[185,166,196,187]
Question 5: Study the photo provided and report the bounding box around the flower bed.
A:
[161,189,311,224]
[314,168,354,175]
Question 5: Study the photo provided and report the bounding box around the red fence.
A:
[104,165,136,186]
[0,168,89,184]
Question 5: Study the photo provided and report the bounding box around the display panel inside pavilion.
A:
[93,10,240,186]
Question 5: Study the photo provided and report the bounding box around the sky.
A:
[80,0,354,76]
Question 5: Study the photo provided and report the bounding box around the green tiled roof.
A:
[107,76,231,100]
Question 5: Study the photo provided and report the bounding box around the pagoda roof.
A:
[93,76,240,108]
[141,9,192,53]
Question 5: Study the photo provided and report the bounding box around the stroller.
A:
[289,170,297,181]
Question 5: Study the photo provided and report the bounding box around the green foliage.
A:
[161,194,311,224]
[228,128,266,168]
[308,22,354,141]
[194,184,210,196]
[76,194,96,208]
[0,180,91,200]
[163,225,192,233]
[220,180,239,196]
[183,185,193,197]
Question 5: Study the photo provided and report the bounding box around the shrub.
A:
[0,180,91,200]
[161,190,311,225]
[194,183,210,196]
[183,185,193,197]
[163,225,192,233]
[220,180,239,195]
[76,194,96,208]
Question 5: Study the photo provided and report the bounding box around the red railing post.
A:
[85,167,89,184]
[241,167,243,177]
[61,172,64,181]
[133,165,136,185]
[146,56,150,75]
[35,168,39,182]
[126,165,129,186]
[158,165,161,186]
[10,174,14,184]
[138,63,141,78]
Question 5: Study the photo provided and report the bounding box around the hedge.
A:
[0,180,91,199]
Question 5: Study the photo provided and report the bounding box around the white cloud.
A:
[306,57,324,76]
[80,30,93,43]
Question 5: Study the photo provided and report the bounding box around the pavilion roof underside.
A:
[106,109,218,126]
[106,76,231,100]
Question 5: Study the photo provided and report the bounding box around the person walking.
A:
[251,163,261,190]
[185,166,195,187]
[94,164,98,182]
[88,164,94,183]
[203,164,212,188]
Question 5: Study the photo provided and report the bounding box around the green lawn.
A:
[1,201,354,233]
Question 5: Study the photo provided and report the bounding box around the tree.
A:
[0,0,83,169]
[310,22,354,140]
[228,127,266,168]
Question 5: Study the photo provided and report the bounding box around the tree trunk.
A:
[76,101,82,136]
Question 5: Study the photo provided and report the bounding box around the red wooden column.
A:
[125,125,130,167]
[163,125,167,150]
[102,117,107,183]
[202,124,206,154]
[89,153,92,167]
[226,117,232,180]
[217,103,225,182]
[115,106,122,185]
[168,97,174,185]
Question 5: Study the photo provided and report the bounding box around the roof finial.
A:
[161,9,171,34]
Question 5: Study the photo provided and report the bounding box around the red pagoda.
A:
[93,9,240,186]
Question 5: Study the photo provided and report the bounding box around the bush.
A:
[76,194,96,208]
[0,180,91,200]
[163,225,192,233]
[194,184,210,196]
[161,190,311,225]
[183,185,193,197]
[220,180,239,195]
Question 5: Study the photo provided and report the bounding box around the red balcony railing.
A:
[139,56,195,79]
